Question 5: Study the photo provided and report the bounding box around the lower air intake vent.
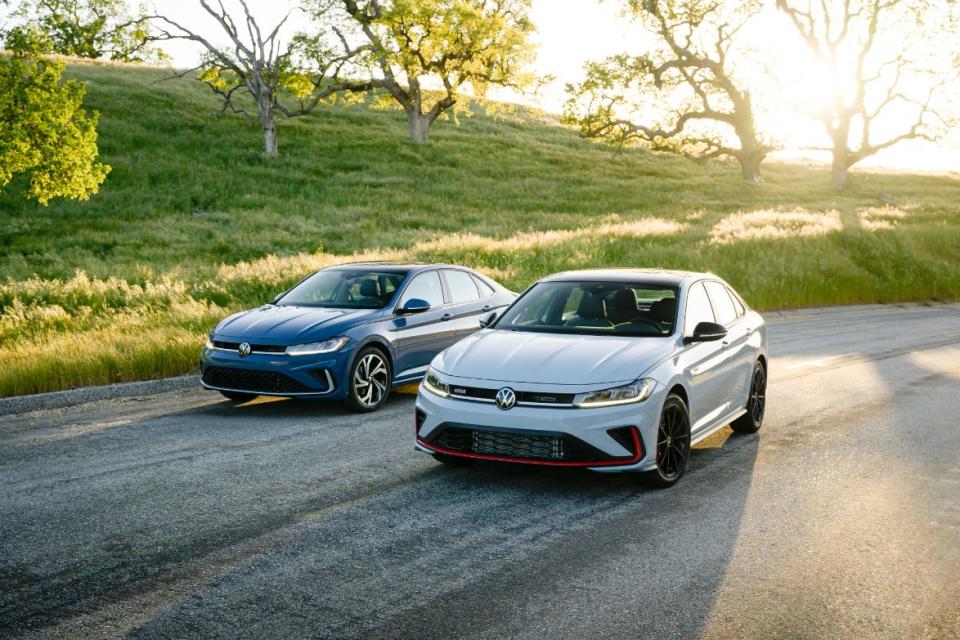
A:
[202,367,317,394]
[428,425,637,464]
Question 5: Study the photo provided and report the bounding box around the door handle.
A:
[482,305,491,312]
[441,313,452,321]
[721,339,730,348]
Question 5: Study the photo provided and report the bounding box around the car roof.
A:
[540,268,717,287]
[325,262,473,274]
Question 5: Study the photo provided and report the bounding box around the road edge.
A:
[0,375,200,417]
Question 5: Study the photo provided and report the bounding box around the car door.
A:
[680,281,730,432]
[703,281,754,409]
[440,269,489,340]
[392,270,453,380]
[711,281,758,410]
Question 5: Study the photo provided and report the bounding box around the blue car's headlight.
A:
[422,367,450,397]
[204,330,215,351]
[285,337,349,356]
[575,378,655,408]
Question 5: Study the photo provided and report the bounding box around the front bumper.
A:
[415,381,664,473]
[199,344,352,399]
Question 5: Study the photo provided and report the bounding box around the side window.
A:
[443,270,479,304]
[473,275,495,298]
[400,271,444,307]
[704,281,737,325]
[726,285,745,317]
[684,282,716,336]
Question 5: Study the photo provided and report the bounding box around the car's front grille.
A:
[212,340,286,354]
[448,385,575,405]
[427,425,636,463]
[202,366,322,394]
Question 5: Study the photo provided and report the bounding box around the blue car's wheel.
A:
[346,347,392,412]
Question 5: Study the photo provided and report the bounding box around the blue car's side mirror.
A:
[398,298,431,314]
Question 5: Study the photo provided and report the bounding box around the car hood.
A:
[433,329,677,385]
[214,305,381,343]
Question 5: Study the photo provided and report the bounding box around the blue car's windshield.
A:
[494,281,678,337]
[278,270,407,309]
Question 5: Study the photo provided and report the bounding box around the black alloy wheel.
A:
[642,393,691,488]
[731,360,766,434]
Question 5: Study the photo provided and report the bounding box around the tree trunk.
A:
[407,110,430,143]
[737,149,763,182]
[258,92,278,156]
[831,151,848,191]
[732,98,764,182]
[829,124,850,191]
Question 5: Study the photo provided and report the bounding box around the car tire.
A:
[642,393,691,488]
[731,360,766,434]
[346,346,392,413]
[219,390,257,403]
[432,453,476,465]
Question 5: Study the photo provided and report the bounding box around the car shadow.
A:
[183,389,418,420]
[364,427,760,639]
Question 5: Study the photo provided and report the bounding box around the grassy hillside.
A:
[1,61,959,397]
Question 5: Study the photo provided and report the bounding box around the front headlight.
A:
[421,367,450,397]
[285,337,349,356]
[575,378,655,408]
[204,330,214,351]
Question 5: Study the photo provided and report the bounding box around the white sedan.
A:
[414,269,767,487]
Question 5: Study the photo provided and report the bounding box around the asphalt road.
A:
[2,304,959,639]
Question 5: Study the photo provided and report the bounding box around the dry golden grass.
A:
[709,208,844,245]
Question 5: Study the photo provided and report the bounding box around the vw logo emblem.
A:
[495,387,516,410]
[238,342,252,357]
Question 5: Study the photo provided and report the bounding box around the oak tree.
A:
[311,0,536,143]
[777,0,953,190]
[0,50,110,204]
[149,0,371,156]
[3,0,162,63]
[564,0,773,181]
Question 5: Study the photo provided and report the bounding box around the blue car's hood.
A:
[215,305,382,343]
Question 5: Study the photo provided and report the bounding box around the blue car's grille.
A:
[202,367,323,394]
[212,340,286,354]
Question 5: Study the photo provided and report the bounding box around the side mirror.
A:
[684,321,727,343]
[398,298,431,314]
[479,310,499,328]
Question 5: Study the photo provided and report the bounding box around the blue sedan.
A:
[200,263,515,411]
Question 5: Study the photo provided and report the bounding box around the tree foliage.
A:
[564,0,773,181]
[776,0,955,190]
[149,0,371,156]
[3,0,163,63]
[308,0,536,142]
[0,51,110,204]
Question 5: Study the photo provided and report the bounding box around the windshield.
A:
[494,281,678,337]
[278,269,407,309]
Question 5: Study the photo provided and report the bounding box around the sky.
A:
[8,0,960,172]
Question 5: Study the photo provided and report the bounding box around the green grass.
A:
[1,60,959,397]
